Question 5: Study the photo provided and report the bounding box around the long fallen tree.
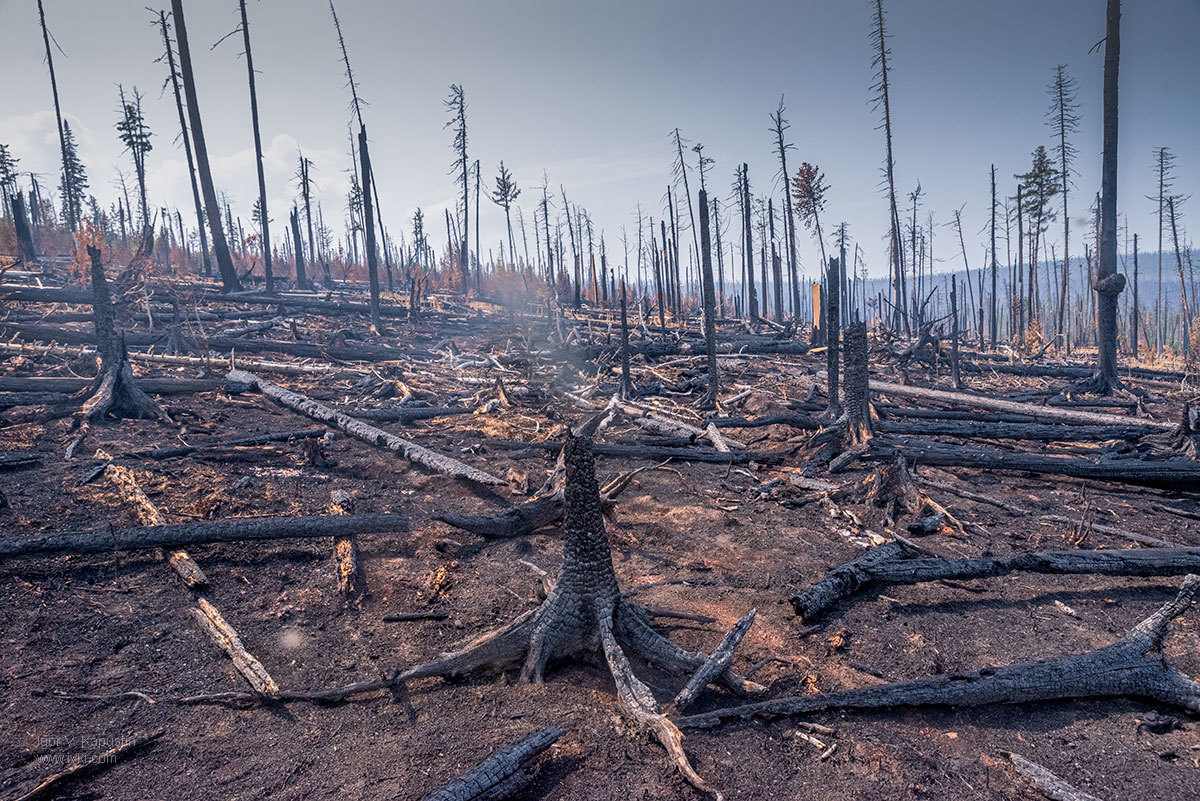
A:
[867,437,1200,485]
[790,541,1200,621]
[678,574,1200,729]
[0,513,409,558]
[227,369,506,486]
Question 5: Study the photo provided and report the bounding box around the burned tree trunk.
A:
[358,125,385,333]
[826,256,841,417]
[842,320,871,446]
[399,413,761,798]
[619,278,633,399]
[239,0,273,294]
[950,274,961,388]
[682,574,1200,729]
[289,207,309,290]
[791,541,1200,621]
[419,727,563,801]
[10,191,36,264]
[68,246,167,423]
[170,0,240,292]
[698,188,719,408]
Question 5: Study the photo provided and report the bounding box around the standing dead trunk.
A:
[11,192,36,264]
[1092,0,1124,389]
[157,10,210,277]
[698,189,719,408]
[619,279,633,399]
[170,0,240,292]
[842,320,871,445]
[826,256,841,416]
[358,126,385,333]
[742,164,758,321]
[1131,233,1140,358]
[290,207,309,290]
[239,0,273,294]
[950,274,962,388]
[37,0,77,233]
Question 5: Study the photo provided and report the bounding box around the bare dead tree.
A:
[445,84,470,293]
[170,0,241,291]
[236,0,274,293]
[37,0,77,233]
[155,9,210,277]
[1048,64,1080,345]
[870,0,906,334]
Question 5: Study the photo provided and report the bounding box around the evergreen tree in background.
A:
[58,121,88,229]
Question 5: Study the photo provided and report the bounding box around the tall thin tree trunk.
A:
[698,189,719,407]
[1095,2,1123,387]
[239,0,273,294]
[37,0,77,233]
[358,126,384,333]
[171,0,240,292]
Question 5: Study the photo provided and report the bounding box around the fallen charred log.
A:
[790,541,1200,621]
[418,727,564,801]
[680,574,1200,728]
[0,513,409,559]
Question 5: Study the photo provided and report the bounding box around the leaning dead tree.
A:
[170,0,240,291]
[680,574,1200,729]
[399,413,761,798]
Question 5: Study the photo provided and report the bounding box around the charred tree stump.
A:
[60,246,168,424]
[682,574,1200,729]
[791,541,1200,621]
[399,414,761,799]
[418,727,563,801]
[329,489,366,601]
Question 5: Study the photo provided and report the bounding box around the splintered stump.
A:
[681,574,1200,729]
[400,415,761,799]
[805,320,870,471]
[419,727,563,801]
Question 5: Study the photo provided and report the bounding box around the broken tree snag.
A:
[418,726,564,801]
[682,574,1200,730]
[71,246,168,423]
[226,369,505,487]
[398,413,760,799]
[1004,752,1104,801]
[0,513,408,559]
[106,464,207,589]
[329,489,365,600]
[191,597,279,694]
[8,728,164,801]
[842,320,870,445]
[619,279,633,399]
[790,543,1200,621]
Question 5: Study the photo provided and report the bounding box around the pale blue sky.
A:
[0,0,1196,279]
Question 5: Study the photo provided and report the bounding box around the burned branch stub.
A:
[842,319,871,446]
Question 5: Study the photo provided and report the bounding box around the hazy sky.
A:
[0,0,1196,281]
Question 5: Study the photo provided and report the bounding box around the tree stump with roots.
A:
[399,412,761,798]
[55,247,168,426]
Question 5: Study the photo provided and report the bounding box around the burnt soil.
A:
[1,303,1198,801]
